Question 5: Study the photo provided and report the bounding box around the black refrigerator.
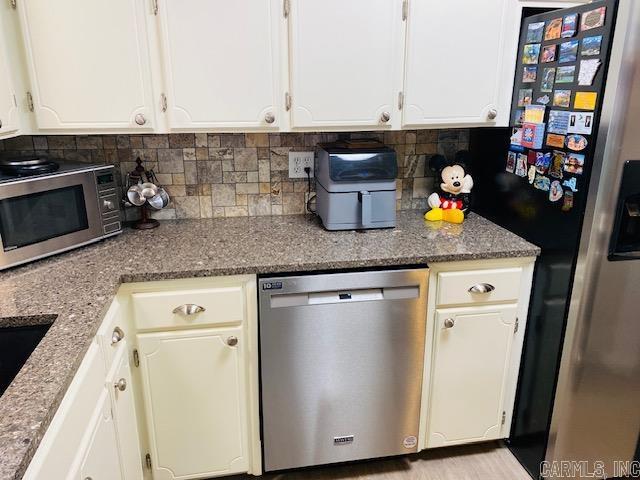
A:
[468,0,619,477]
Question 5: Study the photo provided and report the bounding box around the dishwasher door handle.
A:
[269,285,420,308]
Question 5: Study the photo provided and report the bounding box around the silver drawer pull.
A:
[111,326,125,345]
[114,378,127,392]
[444,318,455,329]
[468,283,495,294]
[173,304,206,316]
[227,336,238,347]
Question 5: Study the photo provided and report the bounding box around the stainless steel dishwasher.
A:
[259,268,428,471]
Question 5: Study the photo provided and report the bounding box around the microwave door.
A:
[0,170,103,269]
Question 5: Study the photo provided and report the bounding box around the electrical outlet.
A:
[288,151,314,178]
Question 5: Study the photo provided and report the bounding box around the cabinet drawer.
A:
[436,267,522,306]
[132,286,246,331]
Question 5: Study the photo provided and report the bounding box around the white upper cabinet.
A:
[17,0,156,131]
[288,0,404,129]
[157,0,281,131]
[0,27,19,137]
[402,0,515,127]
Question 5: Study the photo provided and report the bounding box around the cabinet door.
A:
[403,0,513,127]
[427,304,517,448]
[18,0,155,131]
[0,28,19,137]
[73,389,123,480]
[138,327,248,480]
[157,0,280,130]
[288,0,403,129]
[107,346,144,480]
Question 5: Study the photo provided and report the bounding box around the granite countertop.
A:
[0,211,539,479]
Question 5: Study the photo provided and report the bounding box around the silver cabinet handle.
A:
[264,112,275,124]
[468,283,496,294]
[111,326,125,345]
[114,378,127,391]
[487,109,498,120]
[172,304,206,316]
[380,111,391,123]
[134,113,146,126]
[0,119,3,129]
[444,318,455,329]
[227,336,238,347]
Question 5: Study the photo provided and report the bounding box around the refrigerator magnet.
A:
[541,68,556,93]
[522,122,546,150]
[556,66,576,84]
[564,153,585,174]
[523,66,538,83]
[549,180,564,202]
[574,91,597,110]
[541,45,557,63]
[581,7,606,32]
[582,35,603,56]
[545,18,562,40]
[527,22,545,43]
[536,94,551,106]
[562,190,574,212]
[534,174,551,191]
[578,59,602,86]
[513,109,525,126]
[523,44,541,64]
[518,89,533,107]
[524,105,546,123]
[548,110,571,134]
[550,151,566,179]
[506,151,517,173]
[553,90,572,108]
[547,133,566,148]
[563,177,579,193]
[528,150,538,165]
[568,112,594,135]
[528,165,537,184]
[561,13,579,38]
[559,40,579,63]
[566,134,588,151]
[516,153,529,177]
[535,151,552,174]
[511,127,524,146]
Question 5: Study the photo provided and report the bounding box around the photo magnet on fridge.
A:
[518,89,533,107]
[535,151,552,174]
[553,90,572,108]
[563,177,579,192]
[548,110,571,134]
[537,94,551,105]
[562,189,574,211]
[574,91,598,110]
[528,165,537,184]
[578,59,602,86]
[556,66,576,84]
[523,44,541,64]
[516,153,528,177]
[545,18,562,40]
[559,40,579,63]
[528,150,538,165]
[549,180,564,202]
[582,35,603,56]
[527,21,545,43]
[534,174,551,191]
[541,68,556,93]
[541,45,557,63]
[566,134,588,151]
[568,111,594,135]
[523,66,538,83]
[564,152,585,174]
[511,127,523,146]
[506,151,517,173]
[550,150,565,179]
[547,133,566,148]
[522,123,546,150]
[561,13,578,38]
[513,109,525,126]
[581,6,606,32]
[524,105,546,123]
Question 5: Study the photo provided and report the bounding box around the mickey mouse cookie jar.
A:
[424,152,474,224]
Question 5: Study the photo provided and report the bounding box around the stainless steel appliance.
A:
[259,268,428,471]
[315,141,397,230]
[0,160,121,270]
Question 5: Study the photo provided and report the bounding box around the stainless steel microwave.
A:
[0,164,122,270]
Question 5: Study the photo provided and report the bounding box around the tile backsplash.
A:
[0,130,469,219]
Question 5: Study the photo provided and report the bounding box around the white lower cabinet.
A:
[137,327,249,480]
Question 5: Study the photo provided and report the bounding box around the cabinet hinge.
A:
[152,0,158,15]
[402,0,408,21]
[501,411,506,425]
[9,0,16,9]
[133,349,140,367]
[398,91,404,110]
[283,0,290,18]
[160,93,167,113]
[285,92,291,111]
[26,91,34,112]
[12,94,17,107]
[514,317,519,334]
[145,453,152,470]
